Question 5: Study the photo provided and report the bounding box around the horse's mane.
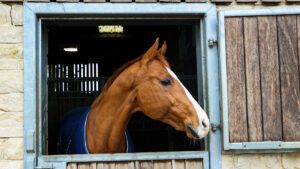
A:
[91,51,169,109]
[91,56,142,108]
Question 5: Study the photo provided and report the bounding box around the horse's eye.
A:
[160,78,172,86]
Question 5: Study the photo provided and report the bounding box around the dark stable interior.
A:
[47,23,203,154]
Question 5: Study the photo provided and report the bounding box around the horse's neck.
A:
[86,74,137,153]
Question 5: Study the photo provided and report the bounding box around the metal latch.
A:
[211,123,221,132]
[208,39,218,48]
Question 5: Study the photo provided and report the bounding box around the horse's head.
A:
[134,38,210,140]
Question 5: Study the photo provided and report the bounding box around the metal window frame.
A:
[24,2,220,169]
[218,7,300,152]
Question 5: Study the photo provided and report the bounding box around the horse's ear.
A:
[158,41,167,56]
[157,40,170,67]
[141,38,160,65]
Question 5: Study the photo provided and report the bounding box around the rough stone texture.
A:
[0,44,23,59]
[0,70,23,94]
[0,93,23,112]
[222,154,300,169]
[11,5,22,26]
[0,138,23,160]
[0,59,23,70]
[0,160,23,169]
[0,3,11,25]
[0,26,23,44]
[0,111,23,137]
[282,154,300,169]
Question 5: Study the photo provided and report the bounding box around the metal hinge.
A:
[208,39,218,48]
[211,123,221,132]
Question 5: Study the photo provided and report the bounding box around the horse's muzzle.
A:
[186,124,201,139]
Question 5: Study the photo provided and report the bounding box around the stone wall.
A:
[0,2,23,169]
[223,153,300,169]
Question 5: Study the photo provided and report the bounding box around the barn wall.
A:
[0,1,300,169]
[0,3,23,169]
[222,154,300,169]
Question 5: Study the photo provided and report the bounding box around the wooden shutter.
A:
[221,12,300,150]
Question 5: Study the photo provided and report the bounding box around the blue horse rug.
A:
[57,107,134,154]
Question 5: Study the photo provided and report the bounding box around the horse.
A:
[57,38,210,154]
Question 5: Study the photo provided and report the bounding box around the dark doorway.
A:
[47,23,202,154]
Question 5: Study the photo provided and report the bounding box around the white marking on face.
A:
[166,68,210,139]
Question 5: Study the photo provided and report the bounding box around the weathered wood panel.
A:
[226,15,300,143]
[258,16,282,141]
[153,160,171,169]
[115,161,135,169]
[173,160,185,169]
[67,163,77,169]
[185,160,203,169]
[78,163,91,169]
[68,160,203,169]
[137,161,153,169]
[277,15,300,141]
[225,17,248,142]
[103,162,115,169]
[298,16,300,85]
[243,17,263,142]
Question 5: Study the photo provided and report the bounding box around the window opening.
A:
[47,23,203,155]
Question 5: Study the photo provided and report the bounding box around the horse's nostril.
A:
[187,124,200,139]
[202,121,207,128]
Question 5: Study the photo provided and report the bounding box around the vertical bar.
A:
[258,16,282,141]
[277,15,300,141]
[205,5,219,169]
[243,17,263,141]
[225,17,248,142]
[24,4,38,168]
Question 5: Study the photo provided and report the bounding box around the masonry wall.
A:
[0,3,23,169]
[0,1,300,169]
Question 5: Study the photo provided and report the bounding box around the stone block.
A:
[110,0,132,2]
[0,160,23,169]
[261,0,282,2]
[0,93,23,112]
[0,3,11,26]
[0,70,23,93]
[0,138,23,160]
[159,0,180,2]
[83,0,106,2]
[282,153,300,169]
[222,155,235,169]
[0,26,23,44]
[0,59,23,70]
[223,154,284,169]
[185,0,207,2]
[0,111,23,137]
[0,44,23,59]
[135,0,157,2]
[11,5,23,26]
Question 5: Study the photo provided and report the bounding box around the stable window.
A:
[219,8,300,151]
[24,3,220,169]
[47,24,202,154]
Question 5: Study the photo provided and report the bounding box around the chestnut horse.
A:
[57,38,210,154]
